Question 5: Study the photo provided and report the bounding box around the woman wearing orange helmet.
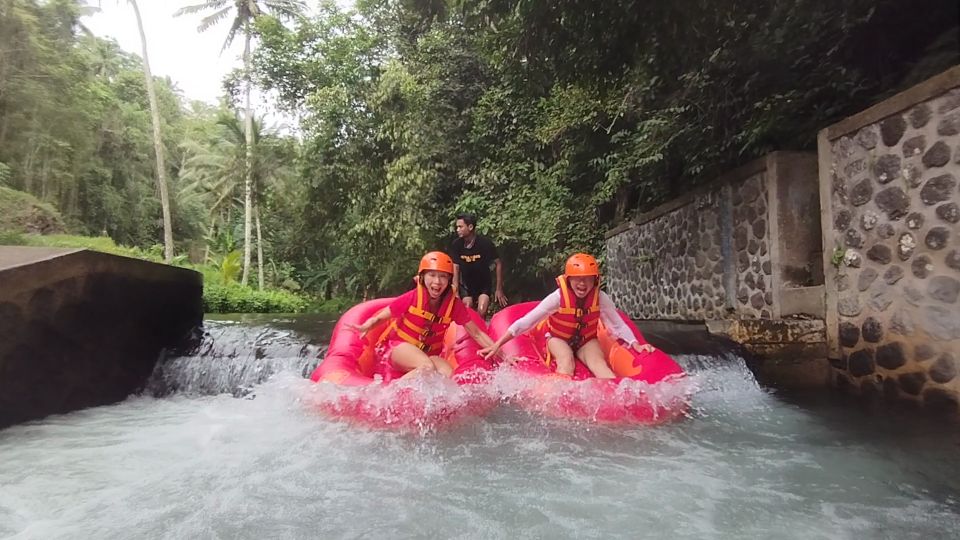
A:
[480,253,655,378]
[348,251,500,379]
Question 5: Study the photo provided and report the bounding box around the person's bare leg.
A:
[429,355,454,377]
[547,337,576,376]
[390,343,435,379]
[462,296,475,310]
[577,339,616,378]
[477,293,491,318]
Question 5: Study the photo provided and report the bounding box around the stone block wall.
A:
[605,152,822,322]
[819,66,960,411]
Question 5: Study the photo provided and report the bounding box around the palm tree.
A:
[127,0,174,262]
[174,0,305,284]
[178,111,294,289]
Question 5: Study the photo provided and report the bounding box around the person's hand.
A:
[479,344,500,360]
[345,322,370,337]
[495,288,508,307]
[502,355,518,366]
[632,342,656,354]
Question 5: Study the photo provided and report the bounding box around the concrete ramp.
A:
[0,247,202,429]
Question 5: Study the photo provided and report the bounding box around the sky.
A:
[83,1,248,105]
[81,1,346,108]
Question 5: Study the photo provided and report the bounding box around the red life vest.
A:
[542,275,601,349]
[389,281,457,355]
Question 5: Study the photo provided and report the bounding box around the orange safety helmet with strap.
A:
[540,253,601,350]
[388,252,457,355]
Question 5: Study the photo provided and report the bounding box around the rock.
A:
[904,165,923,188]
[762,261,771,275]
[938,110,960,136]
[909,103,932,128]
[947,250,960,272]
[848,348,875,377]
[874,187,910,220]
[839,322,860,347]
[940,89,960,113]
[928,275,960,303]
[920,174,956,205]
[856,127,878,149]
[897,372,926,396]
[861,317,884,342]
[838,296,862,317]
[844,159,867,178]
[860,211,878,231]
[734,226,748,251]
[868,286,894,312]
[831,356,848,370]
[834,209,852,231]
[845,229,864,248]
[930,353,958,384]
[883,266,904,284]
[748,239,759,255]
[877,223,895,240]
[936,202,959,224]
[890,309,913,336]
[915,343,936,361]
[924,227,949,250]
[843,250,862,268]
[897,233,916,261]
[903,138,927,159]
[850,179,873,206]
[752,219,766,239]
[924,305,960,340]
[922,141,951,168]
[737,251,749,271]
[880,116,906,146]
[905,212,924,230]
[867,244,892,264]
[837,273,851,291]
[744,272,756,289]
[876,154,903,182]
[750,292,764,310]
[912,255,933,279]
[876,342,906,370]
[857,268,878,291]
[764,291,773,305]
[904,285,924,306]
[757,275,767,291]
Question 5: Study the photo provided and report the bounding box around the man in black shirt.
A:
[448,213,507,317]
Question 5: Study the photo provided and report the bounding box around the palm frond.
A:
[173,1,229,17]
[198,6,233,32]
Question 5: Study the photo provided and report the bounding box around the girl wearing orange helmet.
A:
[348,251,500,379]
[480,253,655,378]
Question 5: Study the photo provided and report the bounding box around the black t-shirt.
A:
[448,235,499,288]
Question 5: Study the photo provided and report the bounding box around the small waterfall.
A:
[146,321,327,397]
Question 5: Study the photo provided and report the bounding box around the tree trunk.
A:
[241,27,254,285]
[130,0,174,262]
[255,204,264,290]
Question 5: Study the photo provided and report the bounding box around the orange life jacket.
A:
[541,275,601,349]
[389,281,457,355]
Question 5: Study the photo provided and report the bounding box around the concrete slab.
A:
[0,246,82,272]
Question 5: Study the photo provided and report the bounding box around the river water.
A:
[1,315,958,539]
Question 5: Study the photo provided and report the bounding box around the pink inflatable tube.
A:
[488,302,688,423]
[309,298,495,429]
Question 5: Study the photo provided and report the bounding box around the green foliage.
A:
[0,186,65,234]
[217,250,243,284]
[830,246,846,269]
[202,280,309,313]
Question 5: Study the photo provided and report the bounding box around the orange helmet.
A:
[418,251,455,275]
[564,253,600,277]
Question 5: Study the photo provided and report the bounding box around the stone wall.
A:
[0,247,203,428]
[819,66,960,412]
[605,152,822,322]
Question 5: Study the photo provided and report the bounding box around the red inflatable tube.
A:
[488,302,689,424]
[309,298,496,429]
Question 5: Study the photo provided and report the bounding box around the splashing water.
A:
[2,317,959,539]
